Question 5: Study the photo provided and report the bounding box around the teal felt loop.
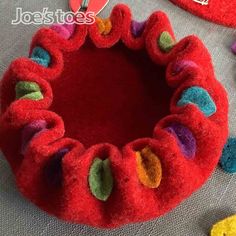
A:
[30,46,51,67]
[220,137,236,174]
[88,158,113,201]
[177,86,217,117]
[15,81,43,101]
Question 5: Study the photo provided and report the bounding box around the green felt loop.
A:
[88,158,113,201]
[158,31,175,52]
[15,81,43,101]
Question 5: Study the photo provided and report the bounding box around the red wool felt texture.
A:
[169,0,236,28]
[0,4,228,228]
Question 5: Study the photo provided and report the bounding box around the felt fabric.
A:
[95,17,112,35]
[44,148,70,187]
[210,214,236,236]
[130,20,146,38]
[135,147,162,188]
[169,0,236,28]
[158,31,175,53]
[15,81,43,100]
[88,158,113,201]
[220,137,236,174]
[0,4,228,228]
[30,46,51,67]
[21,120,48,154]
[165,123,196,159]
[50,23,75,40]
[172,60,198,75]
[231,42,236,55]
[177,86,217,117]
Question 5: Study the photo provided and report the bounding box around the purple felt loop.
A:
[21,120,48,155]
[44,148,70,187]
[172,60,198,75]
[165,123,197,159]
[130,20,146,38]
[50,23,75,40]
[231,41,236,55]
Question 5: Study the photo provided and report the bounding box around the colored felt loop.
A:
[44,148,70,187]
[177,86,217,117]
[95,17,112,35]
[172,60,198,75]
[165,123,196,159]
[88,158,113,201]
[30,46,51,67]
[21,120,48,154]
[210,214,236,236]
[135,147,162,188]
[231,41,236,55]
[158,31,175,53]
[50,23,75,40]
[220,137,236,174]
[15,81,43,101]
[130,20,146,38]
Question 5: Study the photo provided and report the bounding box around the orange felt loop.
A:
[135,147,162,188]
[96,17,112,35]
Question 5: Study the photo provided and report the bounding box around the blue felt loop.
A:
[220,137,236,174]
[30,46,51,67]
[177,86,216,117]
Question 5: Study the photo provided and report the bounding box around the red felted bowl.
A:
[0,4,228,229]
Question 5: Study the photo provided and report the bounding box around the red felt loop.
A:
[155,106,226,169]
[89,5,124,48]
[120,7,146,50]
[169,76,228,126]
[0,66,53,113]
[32,25,87,53]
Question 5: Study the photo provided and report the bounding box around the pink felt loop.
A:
[50,23,76,40]
[21,120,48,155]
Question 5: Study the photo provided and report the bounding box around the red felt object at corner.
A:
[169,0,236,28]
[0,4,228,228]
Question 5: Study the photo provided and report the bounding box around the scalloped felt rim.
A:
[0,4,228,228]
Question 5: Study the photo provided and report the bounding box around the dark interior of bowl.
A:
[50,40,173,148]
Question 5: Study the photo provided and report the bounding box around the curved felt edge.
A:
[220,137,236,174]
[210,214,236,235]
[0,3,229,229]
[169,0,236,28]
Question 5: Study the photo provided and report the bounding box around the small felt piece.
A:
[177,86,217,117]
[15,81,43,101]
[95,17,112,35]
[88,158,113,201]
[50,23,75,40]
[165,123,196,159]
[21,120,48,154]
[172,60,198,75]
[231,41,236,55]
[135,147,162,188]
[130,20,146,38]
[44,148,70,186]
[158,31,175,52]
[220,137,236,174]
[30,46,51,67]
[210,214,236,236]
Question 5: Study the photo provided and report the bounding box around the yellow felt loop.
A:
[96,17,112,35]
[210,215,236,236]
[135,147,162,188]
